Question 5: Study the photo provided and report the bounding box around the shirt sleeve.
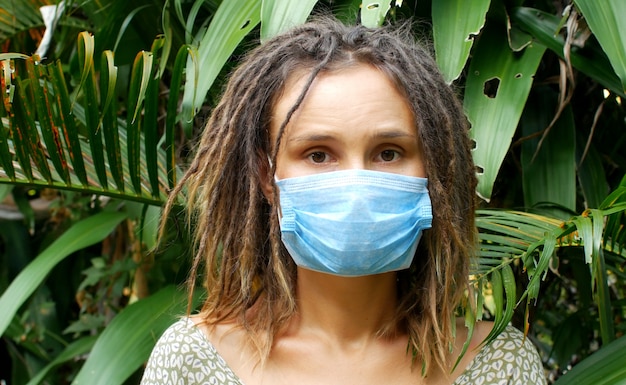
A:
[454,325,547,385]
[139,318,243,385]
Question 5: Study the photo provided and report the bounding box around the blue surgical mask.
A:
[276,169,433,276]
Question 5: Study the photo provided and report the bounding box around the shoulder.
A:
[140,318,242,385]
[454,325,546,385]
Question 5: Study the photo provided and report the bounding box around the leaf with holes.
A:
[464,23,546,201]
[360,0,392,28]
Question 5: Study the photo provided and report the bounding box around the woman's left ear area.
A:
[258,152,274,202]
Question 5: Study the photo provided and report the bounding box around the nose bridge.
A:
[342,151,368,171]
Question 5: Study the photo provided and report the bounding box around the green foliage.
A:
[553,335,626,385]
[465,22,547,201]
[573,0,626,93]
[432,0,490,83]
[0,211,128,337]
[260,0,318,42]
[73,285,199,385]
[0,0,625,384]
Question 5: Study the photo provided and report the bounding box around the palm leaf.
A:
[0,0,46,43]
[0,33,181,205]
[474,201,626,343]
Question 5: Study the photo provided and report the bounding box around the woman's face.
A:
[270,65,426,181]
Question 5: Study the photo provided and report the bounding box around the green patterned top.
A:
[141,318,546,385]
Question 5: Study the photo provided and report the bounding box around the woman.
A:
[141,18,545,385]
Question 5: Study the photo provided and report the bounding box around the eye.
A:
[379,149,399,162]
[309,151,328,163]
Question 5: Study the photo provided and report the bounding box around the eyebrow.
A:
[287,130,416,143]
[287,133,335,143]
[371,130,416,139]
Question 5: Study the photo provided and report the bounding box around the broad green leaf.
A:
[465,23,546,201]
[432,0,490,83]
[520,88,576,218]
[181,0,261,131]
[72,286,192,385]
[360,0,392,28]
[0,211,127,336]
[26,335,98,385]
[574,0,626,93]
[576,139,608,209]
[552,335,626,385]
[260,0,318,42]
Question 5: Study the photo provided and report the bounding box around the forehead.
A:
[269,64,412,142]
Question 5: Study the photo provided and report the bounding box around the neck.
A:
[291,268,400,346]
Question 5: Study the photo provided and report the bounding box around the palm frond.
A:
[0,0,47,43]
[474,201,626,344]
[0,31,185,205]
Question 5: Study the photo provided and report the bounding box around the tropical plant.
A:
[0,0,625,384]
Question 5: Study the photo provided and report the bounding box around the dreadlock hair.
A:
[161,16,478,375]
